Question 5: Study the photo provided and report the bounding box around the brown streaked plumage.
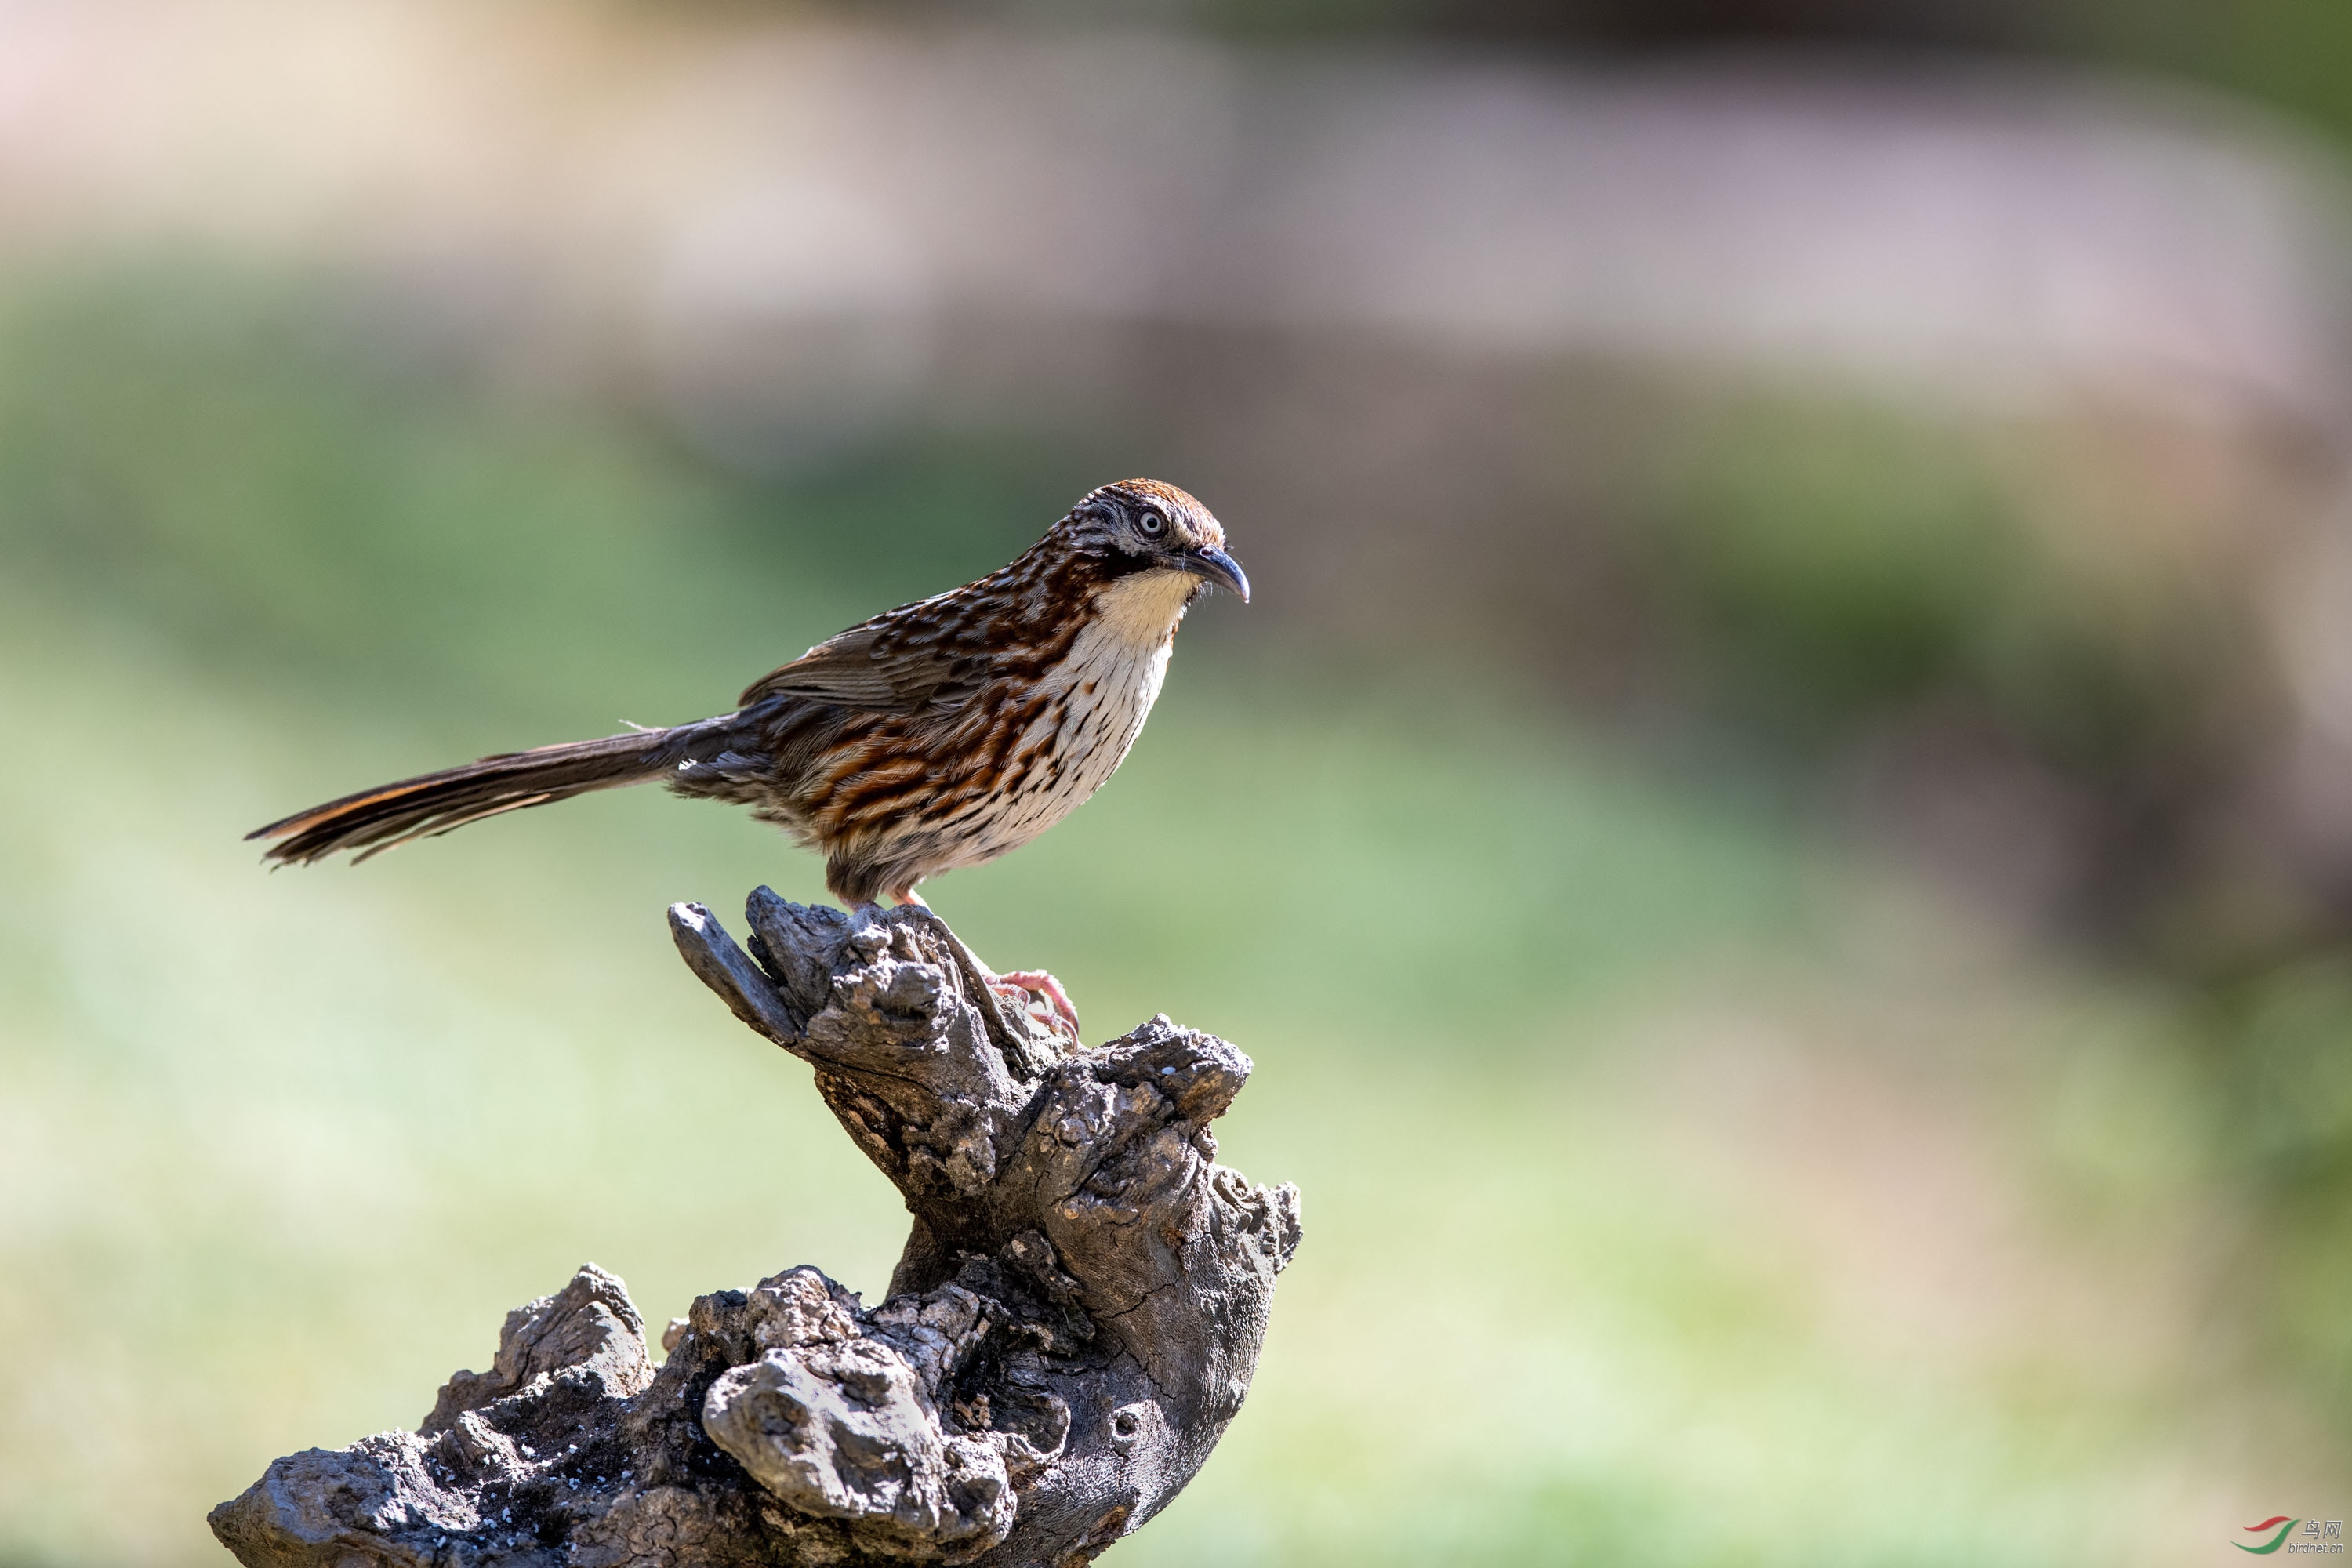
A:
[247,479,1247,1033]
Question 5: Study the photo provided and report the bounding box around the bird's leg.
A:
[887,886,1081,1040]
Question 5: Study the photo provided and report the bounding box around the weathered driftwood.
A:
[210,891,1301,1568]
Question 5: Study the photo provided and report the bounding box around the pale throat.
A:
[1087,568,1200,651]
[1045,567,1196,722]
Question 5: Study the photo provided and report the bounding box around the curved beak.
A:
[1184,545,1250,603]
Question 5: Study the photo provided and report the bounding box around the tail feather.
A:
[249,728,689,866]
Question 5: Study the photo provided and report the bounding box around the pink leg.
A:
[994,969,1081,1039]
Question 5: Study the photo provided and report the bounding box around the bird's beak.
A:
[1184,546,1250,603]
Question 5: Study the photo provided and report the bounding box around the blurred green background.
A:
[5,4,2352,1565]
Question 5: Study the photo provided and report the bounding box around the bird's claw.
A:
[992,969,1081,1042]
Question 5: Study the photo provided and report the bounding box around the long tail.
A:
[248,724,713,866]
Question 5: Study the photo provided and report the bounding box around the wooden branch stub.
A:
[211,891,1300,1568]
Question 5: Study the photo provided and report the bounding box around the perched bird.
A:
[248,478,1247,1035]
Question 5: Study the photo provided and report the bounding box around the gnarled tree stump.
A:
[209,891,1301,1567]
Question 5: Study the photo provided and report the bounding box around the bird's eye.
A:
[1138,511,1167,538]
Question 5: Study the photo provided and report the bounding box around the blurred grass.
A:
[1653,396,2237,769]
[0,263,2343,1566]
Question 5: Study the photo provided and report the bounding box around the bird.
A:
[247,478,1247,1038]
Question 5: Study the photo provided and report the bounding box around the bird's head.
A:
[1057,478,1249,607]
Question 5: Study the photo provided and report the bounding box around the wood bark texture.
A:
[209,891,1301,1568]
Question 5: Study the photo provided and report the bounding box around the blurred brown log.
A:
[208,893,1301,1568]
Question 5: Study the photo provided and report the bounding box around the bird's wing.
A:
[737,614,992,713]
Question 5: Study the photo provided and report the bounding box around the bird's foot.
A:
[992,969,1081,1041]
[867,894,1080,1045]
